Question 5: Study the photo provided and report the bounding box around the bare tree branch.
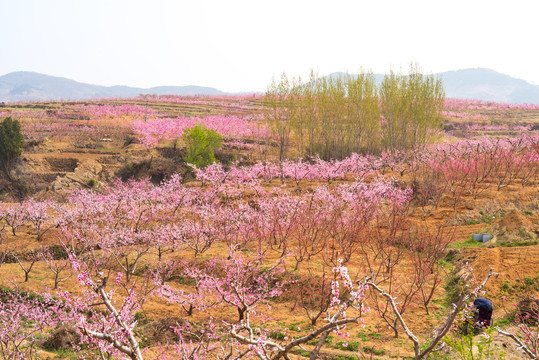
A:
[368,268,495,360]
[496,328,538,360]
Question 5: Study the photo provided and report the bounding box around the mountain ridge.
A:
[325,68,539,104]
[2,69,539,104]
[0,71,225,102]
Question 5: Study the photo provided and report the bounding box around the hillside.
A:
[326,68,539,104]
[440,68,539,104]
[0,97,537,359]
[2,68,539,103]
[0,71,225,102]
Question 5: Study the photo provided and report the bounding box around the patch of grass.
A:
[522,209,533,216]
[287,321,304,332]
[269,331,286,341]
[326,334,334,343]
[493,314,513,327]
[525,276,535,286]
[293,349,311,358]
[498,239,539,247]
[49,349,81,359]
[368,332,382,340]
[335,341,360,352]
[517,228,534,239]
[498,275,539,295]
[335,355,359,360]
[362,345,386,356]
[307,334,333,346]
[482,215,496,223]
[477,210,498,223]
[137,337,149,349]
[418,343,448,359]
[464,211,502,226]
[356,331,369,341]
[393,338,408,348]
[134,311,152,325]
[449,236,483,249]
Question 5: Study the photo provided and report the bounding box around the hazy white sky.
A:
[1,0,537,92]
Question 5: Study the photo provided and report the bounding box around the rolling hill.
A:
[326,68,539,104]
[1,68,539,104]
[0,71,224,102]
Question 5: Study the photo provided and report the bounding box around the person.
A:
[473,298,493,327]
[462,298,493,335]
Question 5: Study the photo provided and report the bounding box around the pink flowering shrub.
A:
[0,288,71,359]
[132,115,269,148]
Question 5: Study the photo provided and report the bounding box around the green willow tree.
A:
[264,65,444,160]
[264,70,380,160]
[264,73,292,162]
[380,64,445,154]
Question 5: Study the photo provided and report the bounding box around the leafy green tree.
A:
[0,117,24,175]
[183,125,222,168]
[380,64,445,153]
[265,73,292,162]
[264,64,444,159]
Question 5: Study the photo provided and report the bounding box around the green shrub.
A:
[183,125,222,168]
[443,327,503,359]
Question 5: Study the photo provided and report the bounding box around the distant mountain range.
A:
[1,68,539,104]
[0,72,224,102]
[439,68,539,104]
[327,68,539,104]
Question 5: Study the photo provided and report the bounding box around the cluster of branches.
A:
[0,137,536,358]
[0,250,499,360]
[264,64,444,161]
[0,172,448,358]
[379,65,445,154]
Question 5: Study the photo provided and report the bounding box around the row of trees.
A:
[0,175,505,359]
[264,64,445,160]
[0,139,536,357]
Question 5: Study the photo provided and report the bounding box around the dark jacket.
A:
[473,298,493,326]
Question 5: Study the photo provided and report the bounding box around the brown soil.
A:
[494,209,535,232]
[0,101,537,359]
